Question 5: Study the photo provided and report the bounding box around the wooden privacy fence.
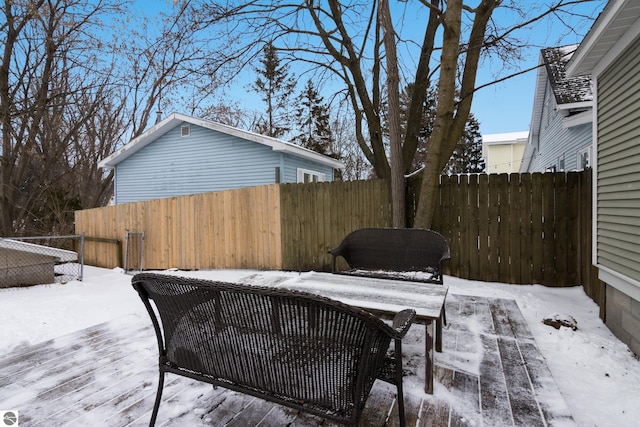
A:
[76,185,283,270]
[408,169,604,316]
[75,180,392,271]
[280,179,392,271]
[75,170,603,313]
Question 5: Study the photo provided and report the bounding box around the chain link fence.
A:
[0,235,84,288]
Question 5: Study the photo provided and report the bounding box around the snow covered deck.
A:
[0,294,574,426]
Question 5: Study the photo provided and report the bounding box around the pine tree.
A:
[293,80,335,156]
[251,42,296,139]
[443,114,485,174]
[404,85,485,174]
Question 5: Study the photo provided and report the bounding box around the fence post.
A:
[79,232,85,281]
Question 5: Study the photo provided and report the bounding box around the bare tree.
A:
[192,0,600,228]
[0,0,601,236]
[0,0,127,236]
[111,0,226,138]
[0,0,230,236]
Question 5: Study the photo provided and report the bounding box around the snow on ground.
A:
[1,267,639,426]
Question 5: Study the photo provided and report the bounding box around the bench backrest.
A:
[329,228,450,283]
[132,273,398,425]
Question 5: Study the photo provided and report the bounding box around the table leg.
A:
[425,320,434,394]
[436,315,443,353]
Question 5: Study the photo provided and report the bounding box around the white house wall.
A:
[114,124,327,204]
[527,82,592,172]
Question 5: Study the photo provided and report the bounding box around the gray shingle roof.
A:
[542,45,593,104]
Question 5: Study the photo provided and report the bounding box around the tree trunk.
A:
[379,0,405,228]
[414,0,497,229]
[414,0,462,230]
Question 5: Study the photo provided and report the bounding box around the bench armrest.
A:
[327,244,347,272]
[390,309,416,339]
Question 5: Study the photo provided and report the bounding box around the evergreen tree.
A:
[405,85,485,174]
[443,114,485,174]
[251,42,296,138]
[293,80,335,156]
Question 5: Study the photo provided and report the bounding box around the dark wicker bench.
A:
[132,273,416,426]
[328,228,450,350]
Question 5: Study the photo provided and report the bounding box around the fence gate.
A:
[124,231,144,274]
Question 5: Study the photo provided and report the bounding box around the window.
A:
[181,125,190,137]
[297,168,326,183]
[577,146,591,170]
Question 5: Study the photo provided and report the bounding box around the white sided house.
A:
[99,113,345,205]
[482,131,528,174]
[566,0,640,357]
[520,45,593,173]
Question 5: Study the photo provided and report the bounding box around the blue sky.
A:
[135,0,606,138]
[472,65,544,136]
[470,1,606,135]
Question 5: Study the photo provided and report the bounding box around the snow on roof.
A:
[0,239,78,262]
[541,45,593,104]
[482,131,529,144]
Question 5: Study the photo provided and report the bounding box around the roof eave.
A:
[556,100,593,111]
[98,112,345,170]
[529,53,549,140]
[567,0,638,76]
[271,144,344,169]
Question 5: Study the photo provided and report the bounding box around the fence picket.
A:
[555,174,568,287]
[468,174,480,280]
[488,174,501,283]
[542,173,556,286]
[531,173,544,284]
[519,174,533,285]
[508,174,521,284]
[478,174,490,282]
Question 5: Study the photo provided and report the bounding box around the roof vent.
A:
[181,125,190,137]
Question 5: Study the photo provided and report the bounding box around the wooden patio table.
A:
[274,271,448,394]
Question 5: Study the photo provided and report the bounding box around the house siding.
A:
[528,82,592,172]
[485,142,526,173]
[596,35,640,285]
[282,154,335,183]
[115,124,284,204]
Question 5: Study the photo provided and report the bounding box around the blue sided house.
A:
[99,113,345,205]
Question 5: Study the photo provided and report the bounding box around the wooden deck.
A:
[0,294,575,426]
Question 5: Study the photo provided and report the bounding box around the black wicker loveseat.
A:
[132,273,416,426]
[328,228,450,350]
[328,228,450,284]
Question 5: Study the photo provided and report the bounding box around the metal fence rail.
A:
[0,234,84,287]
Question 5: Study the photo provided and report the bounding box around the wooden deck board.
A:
[0,296,576,426]
[496,337,545,427]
